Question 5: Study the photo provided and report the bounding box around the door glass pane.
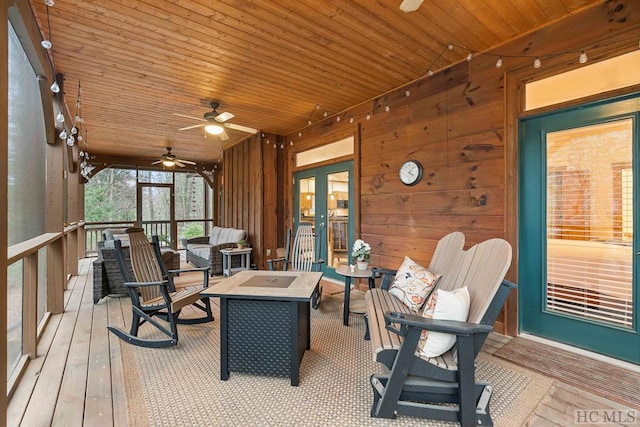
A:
[546,119,633,328]
[327,172,350,268]
[299,177,316,227]
[141,186,172,247]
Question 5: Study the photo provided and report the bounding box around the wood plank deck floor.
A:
[6,258,638,426]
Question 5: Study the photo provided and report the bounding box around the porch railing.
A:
[84,219,214,257]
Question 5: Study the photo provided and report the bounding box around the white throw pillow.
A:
[389,256,442,312]
[418,286,471,358]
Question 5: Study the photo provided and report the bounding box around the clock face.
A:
[399,160,423,186]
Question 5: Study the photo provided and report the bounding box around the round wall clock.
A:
[399,160,423,186]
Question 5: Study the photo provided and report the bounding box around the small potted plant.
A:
[237,239,248,249]
[351,239,371,270]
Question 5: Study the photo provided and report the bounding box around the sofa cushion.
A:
[104,228,128,240]
[227,228,245,243]
[102,235,130,248]
[418,286,470,358]
[217,228,231,244]
[209,226,223,245]
[188,243,213,259]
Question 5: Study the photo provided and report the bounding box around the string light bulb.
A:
[495,57,503,68]
[56,111,64,122]
[66,135,75,146]
[44,0,54,6]
[427,70,434,76]
[366,113,371,120]
[59,129,67,139]
[51,80,60,93]
[466,52,473,61]
[41,40,52,49]
[579,51,588,64]
[533,57,542,69]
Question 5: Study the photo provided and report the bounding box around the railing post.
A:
[23,253,37,359]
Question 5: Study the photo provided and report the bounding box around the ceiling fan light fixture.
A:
[205,124,224,135]
[162,159,176,167]
[399,0,424,12]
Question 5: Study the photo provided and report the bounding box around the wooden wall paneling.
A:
[261,134,279,268]
[222,136,265,268]
[276,136,285,249]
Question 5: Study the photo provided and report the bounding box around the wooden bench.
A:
[363,233,514,425]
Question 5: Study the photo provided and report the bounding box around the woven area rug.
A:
[121,293,554,426]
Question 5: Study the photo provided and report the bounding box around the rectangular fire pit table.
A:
[202,269,322,386]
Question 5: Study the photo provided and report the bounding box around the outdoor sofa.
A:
[182,226,247,276]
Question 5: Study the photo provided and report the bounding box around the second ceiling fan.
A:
[175,102,258,141]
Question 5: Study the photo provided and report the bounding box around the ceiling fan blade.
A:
[174,160,186,167]
[151,159,163,165]
[178,123,206,131]
[225,123,258,134]
[178,158,196,165]
[220,129,229,141]
[215,111,235,123]
[173,113,206,122]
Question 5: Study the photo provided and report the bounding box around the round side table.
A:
[335,265,374,326]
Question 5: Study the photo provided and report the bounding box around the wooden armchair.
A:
[365,235,513,426]
[268,222,324,308]
[107,227,214,348]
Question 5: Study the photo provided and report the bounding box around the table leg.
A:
[290,301,299,386]
[343,276,352,325]
[222,253,229,277]
[219,297,229,380]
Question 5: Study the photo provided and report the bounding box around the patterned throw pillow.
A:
[418,286,471,358]
[389,256,442,311]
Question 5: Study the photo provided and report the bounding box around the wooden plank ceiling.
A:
[29,0,601,166]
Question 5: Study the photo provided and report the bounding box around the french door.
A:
[294,161,354,281]
[520,94,640,363]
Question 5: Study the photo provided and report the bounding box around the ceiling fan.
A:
[174,102,258,141]
[151,147,196,168]
[399,0,423,12]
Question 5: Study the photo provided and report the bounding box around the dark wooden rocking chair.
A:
[267,222,324,308]
[365,236,513,426]
[107,227,214,348]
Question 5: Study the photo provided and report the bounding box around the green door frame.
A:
[519,93,640,363]
[294,161,354,281]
